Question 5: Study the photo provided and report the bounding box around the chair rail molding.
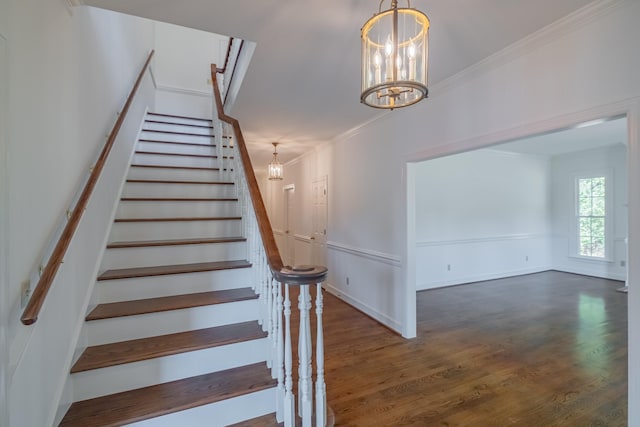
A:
[327,241,401,267]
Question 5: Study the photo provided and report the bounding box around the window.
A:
[577,176,606,258]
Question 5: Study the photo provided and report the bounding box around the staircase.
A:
[60,112,277,426]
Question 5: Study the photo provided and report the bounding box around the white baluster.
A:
[271,277,279,376]
[265,278,272,367]
[315,282,327,427]
[283,284,295,426]
[276,280,285,422]
[299,285,312,426]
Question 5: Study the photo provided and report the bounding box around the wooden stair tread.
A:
[126,179,234,185]
[86,287,256,320]
[145,119,213,129]
[98,259,251,281]
[71,321,266,373]
[59,362,276,427]
[130,164,222,171]
[120,197,238,202]
[147,112,212,122]
[142,129,215,138]
[107,236,246,249]
[135,150,219,159]
[114,216,241,222]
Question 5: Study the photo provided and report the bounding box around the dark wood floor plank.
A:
[98,260,251,281]
[59,363,275,427]
[314,271,627,426]
[86,287,257,321]
[107,236,246,249]
[71,321,266,373]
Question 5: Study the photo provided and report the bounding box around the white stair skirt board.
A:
[146,115,212,127]
[109,220,242,242]
[142,122,214,135]
[132,152,223,169]
[128,387,276,427]
[617,286,628,293]
[116,200,240,219]
[85,299,260,346]
[136,141,218,157]
[72,338,268,400]
[139,131,216,145]
[95,268,252,304]
[121,182,235,199]
[127,166,229,182]
[100,241,246,270]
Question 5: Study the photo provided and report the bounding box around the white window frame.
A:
[571,169,614,262]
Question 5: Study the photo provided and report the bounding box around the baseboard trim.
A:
[551,266,627,282]
[417,266,551,291]
[323,283,401,334]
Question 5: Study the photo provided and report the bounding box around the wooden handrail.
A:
[210,64,327,285]
[21,50,155,325]
[216,37,234,74]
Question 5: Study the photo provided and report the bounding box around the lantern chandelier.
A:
[268,142,284,181]
[361,0,430,109]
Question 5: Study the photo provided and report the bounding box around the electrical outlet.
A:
[621,260,626,267]
[346,277,350,285]
[447,264,451,271]
[525,255,529,262]
[20,280,31,308]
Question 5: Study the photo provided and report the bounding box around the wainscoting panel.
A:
[416,234,553,290]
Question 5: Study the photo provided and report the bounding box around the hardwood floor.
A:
[317,271,627,426]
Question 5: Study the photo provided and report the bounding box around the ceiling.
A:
[84,0,597,168]
[494,117,627,156]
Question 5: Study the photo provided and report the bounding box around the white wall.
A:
[415,149,552,290]
[551,144,628,280]
[1,6,10,424]
[153,21,227,119]
[4,3,155,426]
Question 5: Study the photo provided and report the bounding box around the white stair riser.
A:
[146,116,212,127]
[137,141,224,157]
[85,299,259,345]
[101,241,247,270]
[127,166,228,182]
[72,338,268,400]
[132,152,222,169]
[139,131,215,144]
[116,200,240,219]
[143,122,214,135]
[122,182,235,199]
[109,220,242,242]
[128,387,276,427]
[96,268,253,303]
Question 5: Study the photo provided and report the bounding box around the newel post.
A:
[277,266,328,427]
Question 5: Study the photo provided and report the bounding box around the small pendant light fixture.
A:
[268,142,284,181]
[361,0,430,109]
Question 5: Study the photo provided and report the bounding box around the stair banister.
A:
[21,50,155,326]
[210,64,329,427]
